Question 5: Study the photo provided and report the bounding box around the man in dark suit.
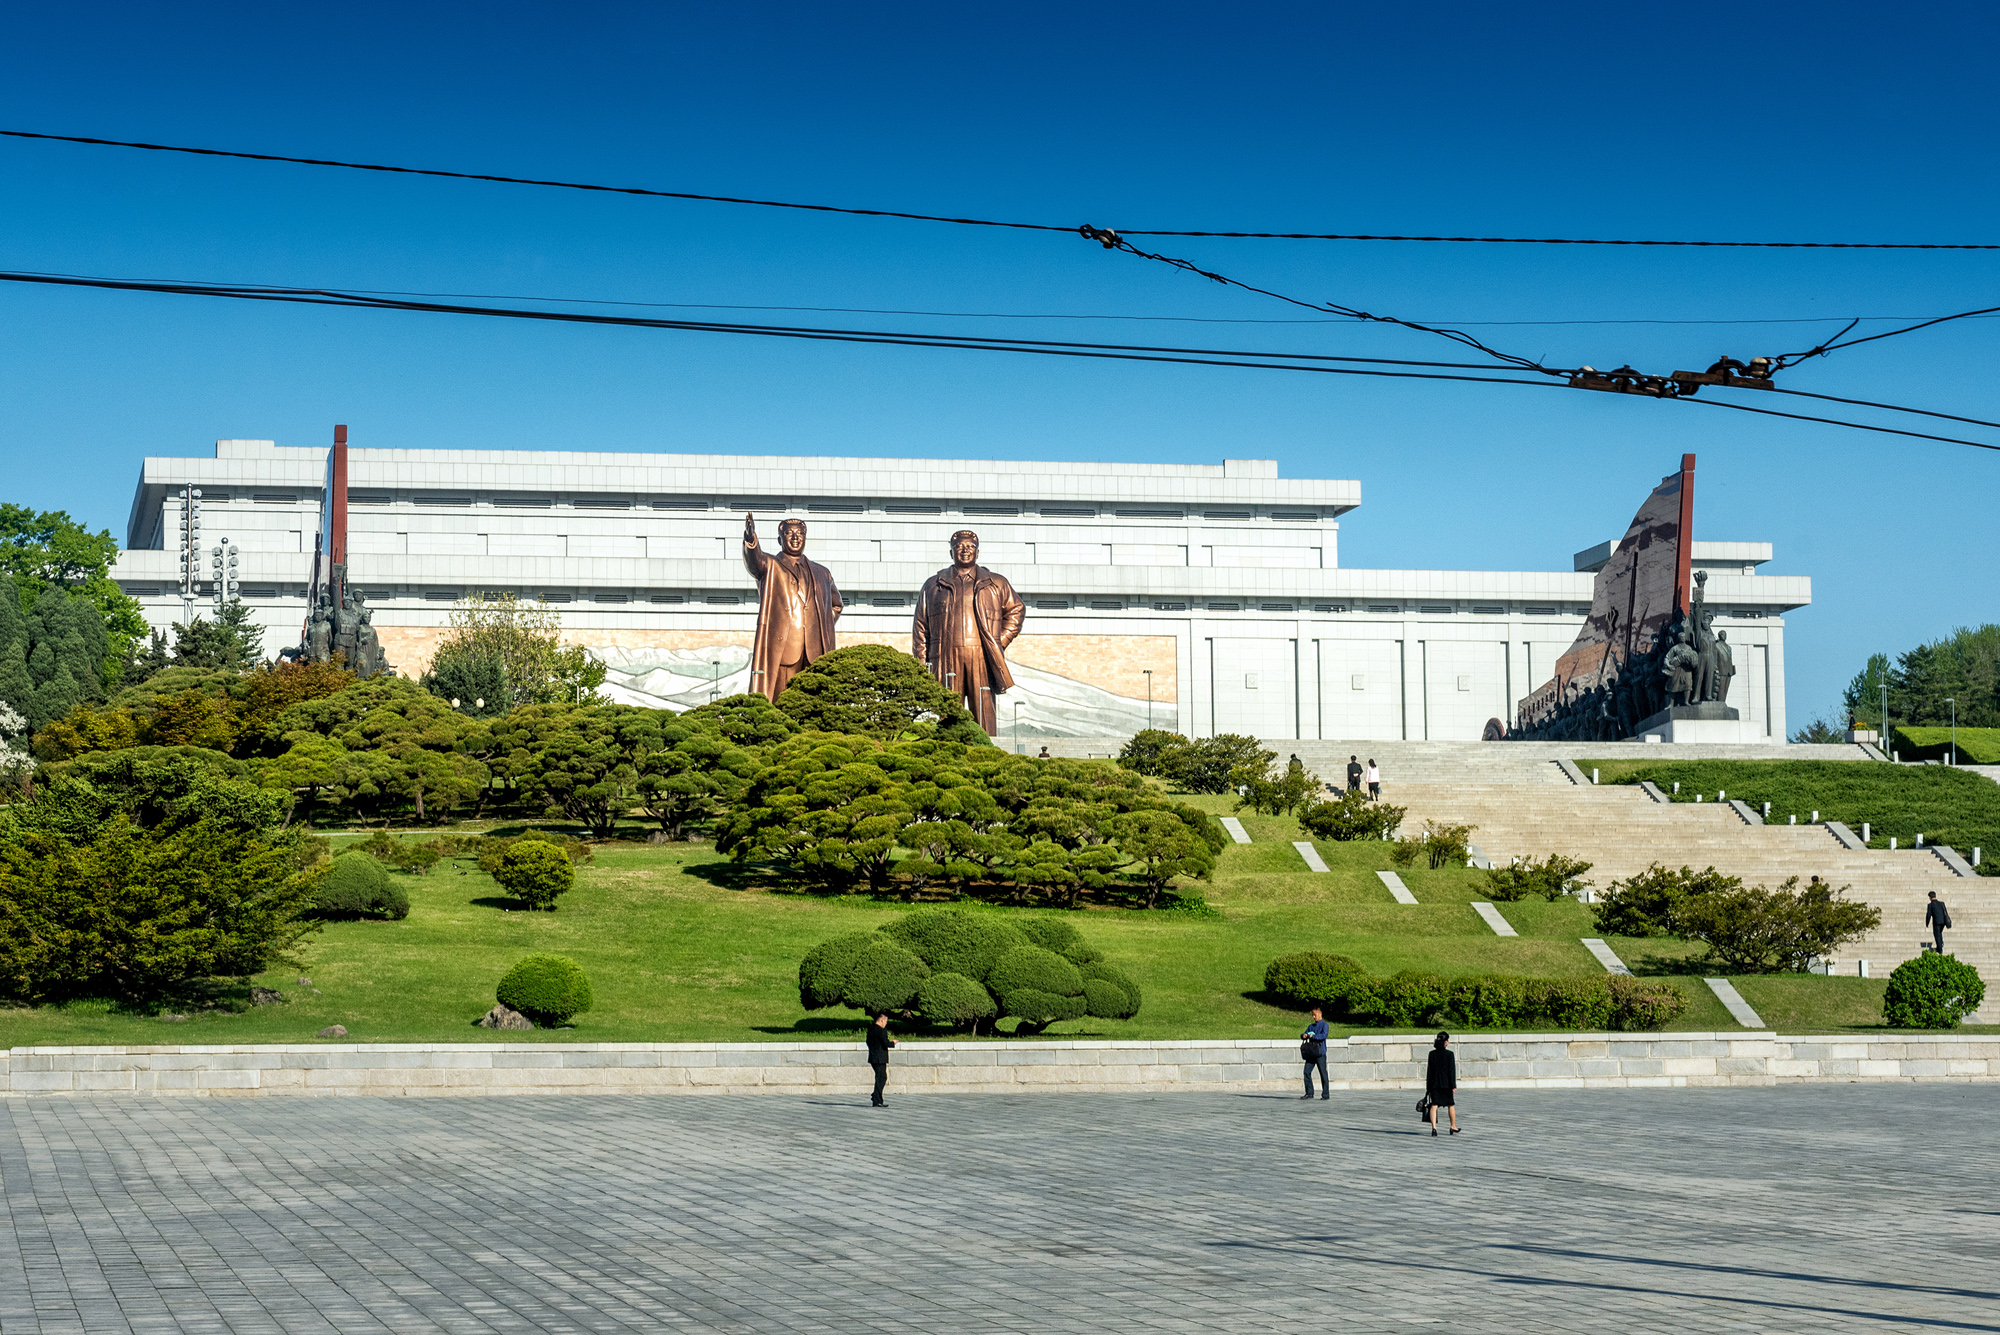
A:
[1345,756,1363,794]
[1300,1006,1330,1100]
[866,1012,896,1106]
[1926,892,1952,954]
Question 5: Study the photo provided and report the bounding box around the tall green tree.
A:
[0,504,148,691]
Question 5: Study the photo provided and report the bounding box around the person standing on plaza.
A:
[1346,755,1363,794]
[1925,891,1952,954]
[1300,1006,1330,1100]
[866,1012,896,1106]
[1426,1032,1458,1135]
[1365,759,1382,802]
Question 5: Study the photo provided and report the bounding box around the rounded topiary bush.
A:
[495,954,594,1026]
[1263,952,1364,1010]
[799,932,875,1010]
[1016,916,1097,964]
[1080,962,1142,1019]
[882,908,1029,982]
[493,839,574,911]
[917,972,998,1031]
[315,851,410,920]
[1884,952,1987,1029]
[989,946,1086,1031]
[840,940,929,1015]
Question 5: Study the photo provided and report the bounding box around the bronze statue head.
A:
[950,529,979,567]
[778,518,808,554]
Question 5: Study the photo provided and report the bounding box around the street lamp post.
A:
[1013,699,1022,753]
[1947,697,1957,765]
[710,656,722,703]
[1142,669,1153,730]
[1882,678,1890,759]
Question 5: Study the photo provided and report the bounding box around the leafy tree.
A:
[775,644,987,743]
[0,503,147,689]
[1390,820,1476,869]
[32,704,142,761]
[1298,789,1404,842]
[124,630,172,686]
[1116,728,1188,777]
[1,585,110,731]
[1112,808,1216,908]
[485,703,678,838]
[718,733,915,892]
[252,734,351,825]
[636,718,762,841]
[1671,875,1880,973]
[1165,733,1272,794]
[492,840,575,910]
[148,688,243,753]
[1234,756,1319,816]
[1484,853,1594,902]
[1592,864,1736,938]
[1789,714,1847,744]
[680,692,796,745]
[0,756,319,1004]
[1883,953,1986,1029]
[267,675,490,821]
[421,592,605,710]
[0,701,33,793]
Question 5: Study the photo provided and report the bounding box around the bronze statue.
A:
[1711,629,1735,704]
[912,530,1025,736]
[743,514,843,701]
[293,562,388,676]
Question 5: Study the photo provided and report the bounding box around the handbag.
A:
[1300,1040,1316,1061]
[1416,1093,1433,1120]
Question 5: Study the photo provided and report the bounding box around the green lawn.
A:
[2,797,1983,1047]
[1579,757,1999,868]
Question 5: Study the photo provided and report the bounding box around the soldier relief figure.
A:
[912,530,1025,736]
[743,514,843,701]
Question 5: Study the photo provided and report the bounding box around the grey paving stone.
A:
[0,1088,1994,1332]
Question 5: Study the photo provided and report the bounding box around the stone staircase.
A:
[1388,781,1999,1022]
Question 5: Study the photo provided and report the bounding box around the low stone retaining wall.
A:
[3,1033,1997,1097]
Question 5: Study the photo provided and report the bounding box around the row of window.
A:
[117,585,1766,619]
[181,493,1332,521]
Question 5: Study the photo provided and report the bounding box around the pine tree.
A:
[214,599,265,668]
[0,580,29,721]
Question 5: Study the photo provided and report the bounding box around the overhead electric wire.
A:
[2,265,1994,453]
[1670,394,1999,452]
[0,268,1564,387]
[1776,300,2000,367]
[5,126,1998,250]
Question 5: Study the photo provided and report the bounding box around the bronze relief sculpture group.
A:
[743,514,1025,734]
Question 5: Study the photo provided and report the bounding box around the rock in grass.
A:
[250,987,285,1006]
[476,1003,534,1030]
[317,1024,349,1039]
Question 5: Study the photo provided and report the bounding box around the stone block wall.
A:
[2,1034,1996,1098]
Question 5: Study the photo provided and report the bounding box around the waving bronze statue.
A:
[743,514,843,701]
[912,530,1025,735]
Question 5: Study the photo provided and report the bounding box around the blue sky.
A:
[2,1,1994,724]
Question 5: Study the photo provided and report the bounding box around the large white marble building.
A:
[112,438,1809,742]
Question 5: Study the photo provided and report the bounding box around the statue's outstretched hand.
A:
[744,513,757,547]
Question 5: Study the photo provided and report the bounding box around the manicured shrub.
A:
[314,851,409,921]
[798,931,876,1009]
[917,972,997,1031]
[1671,876,1881,973]
[1015,916,1097,964]
[1609,976,1688,1031]
[1115,729,1187,778]
[495,954,593,1026]
[882,908,1030,981]
[473,830,593,874]
[1298,790,1405,842]
[1263,952,1365,1010]
[840,940,929,1015]
[1081,962,1142,1018]
[1523,977,1614,1030]
[796,917,1139,1031]
[1486,853,1594,902]
[1883,953,1987,1029]
[1448,975,1528,1028]
[1353,971,1452,1026]
[492,839,574,911]
[1390,821,1475,869]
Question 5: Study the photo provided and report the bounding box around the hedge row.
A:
[1264,952,1686,1032]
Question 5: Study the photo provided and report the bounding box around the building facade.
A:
[113,438,1810,742]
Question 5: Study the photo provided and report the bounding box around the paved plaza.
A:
[1,1085,1996,1333]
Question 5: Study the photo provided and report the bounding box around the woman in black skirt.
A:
[1427,1032,1459,1135]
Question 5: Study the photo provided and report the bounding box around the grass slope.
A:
[2,796,1982,1047]
[1581,758,1999,869]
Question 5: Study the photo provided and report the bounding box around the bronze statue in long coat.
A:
[743,514,843,701]
[912,530,1025,735]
